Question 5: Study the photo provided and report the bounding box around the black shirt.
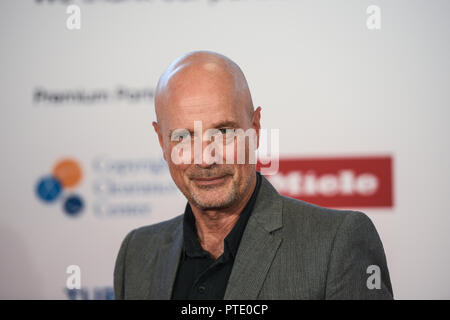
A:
[171,172,262,300]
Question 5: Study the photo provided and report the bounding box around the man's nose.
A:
[193,136,221,167]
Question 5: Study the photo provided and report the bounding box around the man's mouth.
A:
[192,175,228,186]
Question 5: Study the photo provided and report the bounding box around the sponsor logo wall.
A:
[1,0,449,299]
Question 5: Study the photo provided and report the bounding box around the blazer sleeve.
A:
[325,212,394,300]
[113,229,136,300]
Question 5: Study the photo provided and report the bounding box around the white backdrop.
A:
[0,0,449,299]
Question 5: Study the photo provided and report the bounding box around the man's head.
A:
[153,50,261,211]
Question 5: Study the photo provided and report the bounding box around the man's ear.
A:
[152,121,167,161]
[252,106,262,149]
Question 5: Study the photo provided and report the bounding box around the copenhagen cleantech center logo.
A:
[35,158,84,217]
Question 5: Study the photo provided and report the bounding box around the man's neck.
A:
[190,173,257,260]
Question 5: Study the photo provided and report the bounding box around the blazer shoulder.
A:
[280,195,373,235]
[131,213,184,243]
[114,214,184,299]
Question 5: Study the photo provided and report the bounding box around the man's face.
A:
[153,68,260,210]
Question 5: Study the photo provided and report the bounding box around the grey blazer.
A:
[114,175,393,299]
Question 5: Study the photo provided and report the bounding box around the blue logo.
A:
[64,195,84,216]
[36,158,84,217]
[36,176,62,203]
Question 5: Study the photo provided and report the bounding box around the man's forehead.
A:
[163,104,241,131]
[177,92,229,109]
[158,92,251,136]
[160,81,242,125]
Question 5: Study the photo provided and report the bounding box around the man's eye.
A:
[219,128,235,144]
[173,131,190,141]
[219,128,234,135]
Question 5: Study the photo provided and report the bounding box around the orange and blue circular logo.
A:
[36,158,84,217]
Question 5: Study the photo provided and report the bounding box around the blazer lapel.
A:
[224,175,284,299]
[146,221,183,299]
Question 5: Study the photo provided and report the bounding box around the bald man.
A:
[114,51,393,300]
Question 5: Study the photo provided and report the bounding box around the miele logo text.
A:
[261,156,393,208]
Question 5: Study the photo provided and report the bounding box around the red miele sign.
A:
[258,156,393,208]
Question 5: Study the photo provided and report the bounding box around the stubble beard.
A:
[187,176,240,210]
[185,171,255,210]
